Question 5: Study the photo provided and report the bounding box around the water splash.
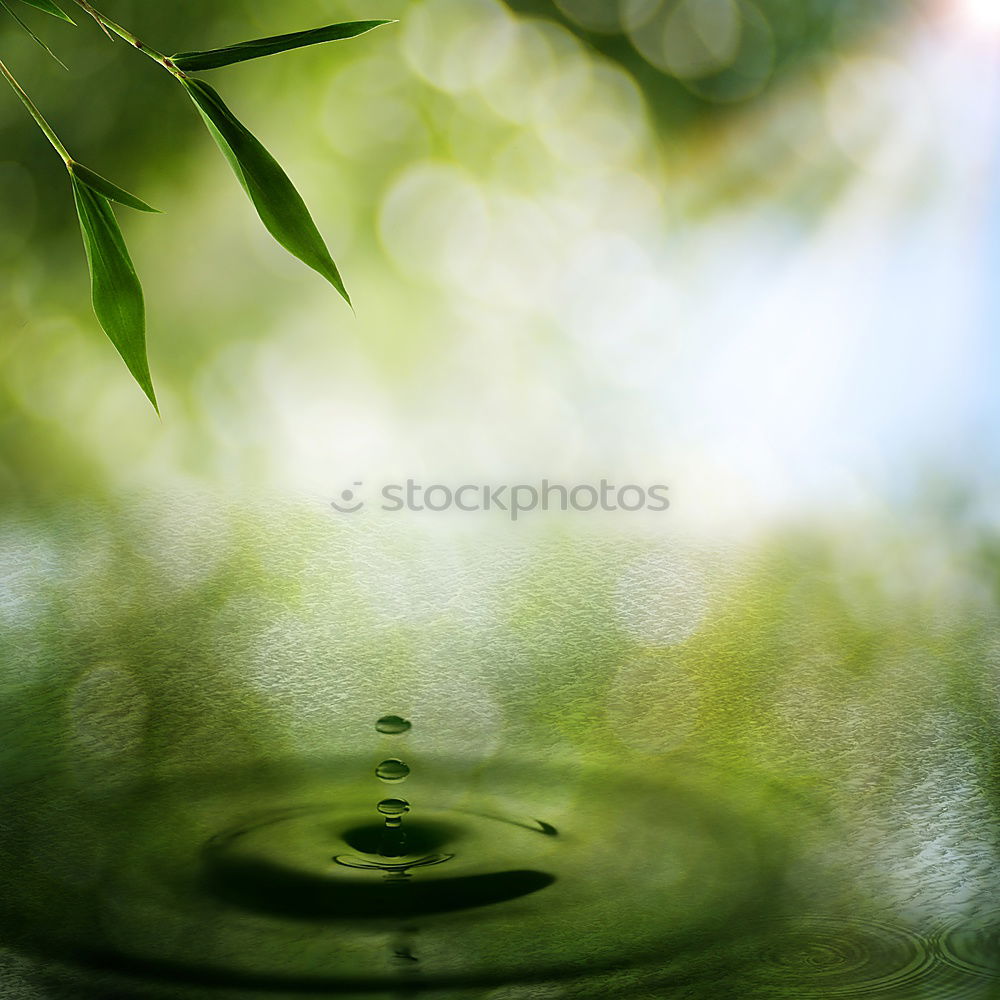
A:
[0,755,830,993]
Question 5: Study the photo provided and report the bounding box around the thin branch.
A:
[72,0,115,41]
[0,58,70,162]
[68,0,185,77]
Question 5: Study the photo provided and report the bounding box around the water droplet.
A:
[376,715,412,735]
[377,798,410,818]
[376,758,411,783]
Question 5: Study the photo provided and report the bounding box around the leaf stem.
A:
[0,58,70,162]
[69,0,186,78]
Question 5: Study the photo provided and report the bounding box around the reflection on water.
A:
[0,756,793,992]
[3,752,999,999]
[0,502,999,998]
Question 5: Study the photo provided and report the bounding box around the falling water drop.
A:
[378,798,411,820]
[377,799,410,855]
[376,715,412,735]
[376,759,411,783]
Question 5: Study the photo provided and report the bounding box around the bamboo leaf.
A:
[170,20,393,72]
[182,78,349,306]
[69,161,159,212]
[16,0,73,23]
[1,0,68,68]
[70,174,157,411]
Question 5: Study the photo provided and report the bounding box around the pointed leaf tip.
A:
[182,78,350,305]
[1,0,69,68]
[170,19,394,71]
[69,161,159,212]
[16,0,73,23]
[70,175,157,410]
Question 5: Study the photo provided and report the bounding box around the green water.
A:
[1,501,999,998]
[6,752,996,998]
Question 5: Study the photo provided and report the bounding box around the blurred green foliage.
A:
[0,0,914,465]
[504,0,906,129]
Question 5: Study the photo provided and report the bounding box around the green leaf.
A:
[182,78,349,306]
[170,19,394,71]
[0,0,67,68]
[70,174,157,411]
[69,161,159,213]
[16,0,73,23]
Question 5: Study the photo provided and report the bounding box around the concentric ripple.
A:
[939,909,1000,980]
[736,916,936,997]
[0,755,803,994]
